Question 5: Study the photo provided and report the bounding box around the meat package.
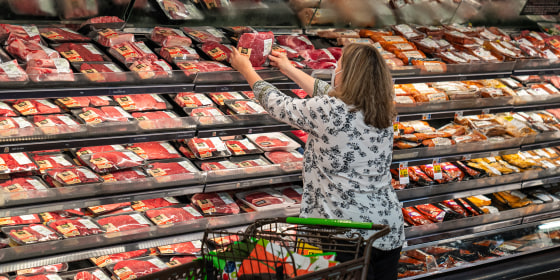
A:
[265,150,304,171]
[160,46,199,62]
[54,43,106,63]
[109,257,168,280]
[55,96,114,109]
[189,107,230,126]
[0,153,38,174]
[131,197,179,212]
[168,256,197,266]
[235,189,294,211]
[126,142,180,160]
[15,274,63,280]
[96,213,152,233]
[133,111,183,130]
[182,26,228,44]
[47,217,104,238]
[156,0,203,20]
[176,61,232,77]
[275,185,303,204]
[246,132,301,151]
[81,16,124,28]
[59,268,111,280]
[76,106,134,124]
[96,29,134,47]
[101,169,147,182]
[129,59,173,80]
[224,138,263,155]
[108,42,157,64]
[0,214,41,226]
[0,117,35,138]
[87,202,131,215]
[32,153,75,174]
[12,100,62,116]
[0,101,17,117]
[81,150,145,173]
[6,39,59,62]
[207,92,246,106]
[276,35,315,52]
[44,167,103,187]
[4,224,62,245]
[158,240,202,255]
[0,177,49,193]
[16,263,68,275]
[76,145,125,158]
[234,157,274,171]
[226,100,267,115]
[0,60,28,82]
[186,137,231,159]
[150,27,191,47]
[200,41,232,62]
[90,249,149,268]
[145,206,203,225]
[191,192,240,216]
[33,114,84,135]
[26,58,75,82]
[174,92,215,108]
[80,62,127,83]
[39,27,90,43]
[114,94,169,112]
[237,32,274,67]
[145,159,200,177]
[299,49,337,63]
[199,160,239,171]
[39,209,85,223]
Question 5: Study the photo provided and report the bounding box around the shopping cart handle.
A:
[284,217,384,230]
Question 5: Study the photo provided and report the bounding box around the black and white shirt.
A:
[253,79,405,250]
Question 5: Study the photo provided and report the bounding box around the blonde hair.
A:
[337,44,396,129]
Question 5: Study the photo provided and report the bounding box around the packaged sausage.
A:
[441,199,468,217]
[415,204,445,223]
[402,207,432,226]
[483,41,522,61]
[408,166,434,186]
[420,164,452,184]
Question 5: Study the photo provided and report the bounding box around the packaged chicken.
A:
[412,88,449,103]
[452,131,487,144]
[501,153,538,169]
[494,114,536,137]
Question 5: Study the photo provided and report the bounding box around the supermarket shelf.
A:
[522,208,560,224]
[197,123,294,138]
[522,139,560,151]
[205,173,303,193]
[0,206,301,266]
[512,67,560,76]
[397,106,513,122]
[523,175,560,188]
[393,71,512,84]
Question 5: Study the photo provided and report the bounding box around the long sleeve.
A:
[313,79,332,97]
[253,80,332,133]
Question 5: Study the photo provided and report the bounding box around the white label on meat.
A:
[208,137,227,152]
[217,160,239,169]
[517,38,534,46]
[36,100,57,108]
[546,148,557,155]
[82,44,103,55]
[45,275,62,280]
[480,161,502,176]
[323,49,335,60]
[147,258,168,269]
[521,151,538,160]
[531,88,550,96]
[124,151,144,162]
[114,107,133,118]
[160,143,178,154]
[183,206,202,217]
[289,151,304,158]
[247,101,266,113]
[154,60,172,75]
[28,178,46,189]
[104,64,122,73]
[57,115,79,126]
[20,214,37,221]
[0,102,11,111]
[545,84,559,94]
[22,26,40,38]
[238,139,256,150]
[13,117,32,128]
[130,213,150,225]
[163,197,179,203]
[150,94,165,103]
[98,96,112,101]
[53,59,71,73]
[411,83,430,91]
[191,240,202,248]
[93,270,110,280]
[218,192,235,205]
[11,153,32,165]
[297,36,313,46]
[409,122,431,133]
[30,225,53,236]
[191,94,213,106]
[82,168,99,179]
[163,111,178,118]
[0,61,22,79]
[53,155,73,166]
[79,219,99,229]
[542,49,558,60]
[263,39,273,56]
[427,92,447,102]
[472,120,494,127]
[134,42,154,54]
[178,160,197,172]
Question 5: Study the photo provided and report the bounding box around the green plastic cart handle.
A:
[285,217,378,229]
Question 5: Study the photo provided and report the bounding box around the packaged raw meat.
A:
[434,51,467,64]
[304,60,336,69]
[131,197,179,212]
[187,137,231,159]
[101,169,147,182]
[129,59,172,80]
[126,142,180,161]
[156,0,203,20]
[32,153,75,174]
[276,35,315,52]
[200,41,232,62]
[12,100,60,116]
[15,274,63,280]
[109,41,157,64]
[178,145,197,159]
[237,32,275,67]
[414,204,446,223]
[182,26,228,44]
[97,213,152,233]
[17,263,68,275]
[0,214,41,226]
[81,150,145,173]
[26,58,74,82]
[0,117,33,137]
[55,96,114,109]
[226,100,267,115]
[145,159,199,177]
[275,185,303,204]
[420,164,453,184]
[40,27,89,43]
[44,167,103,187]
[47,217,104,238]
[109,257,168,280]
[76,145,125,158]
[0,177,49,193]
[299,49,337,63]
[402,207,432,226]
[407,166,434,186]
[6,39,59,63]
[0,153,37,174]
[411,60,447,74]
[33,114,83,135]
[54,43,106,63]
[80,62,127,83]
[199,160,239,171]
[160,46,199,63]
[207,92,246,106]
[0,24,41,44]
[58,268,111,280]
[39,209,86,223]
[76,106,133,124]
[224,138,263,155]
[96,29,134,48]
[113,94,169,112]
[157,240,202,255]
[168,256,196,266]
[191,192,240,216]
[91,250,149,268]
[189,107,230,125]
[456,198,483,216]
[440,162,465,181]
[150,27,189,47]
[145,206,203,225]
[8,1,57,17]
[246,132,301,152]
[235,189,294,211]
[0,60,28,82]
[265,150,304,172]
[0,102,17,117]
[392,24,423,40]
[176,60,232,77]
[133,111,183,130]
[174,92,214,108]
[380,41,417,53]
[4,224,61,244]
[80,16,125,29]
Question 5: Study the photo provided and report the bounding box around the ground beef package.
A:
[0,177,48,193]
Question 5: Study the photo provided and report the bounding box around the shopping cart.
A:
[138,217,390,280]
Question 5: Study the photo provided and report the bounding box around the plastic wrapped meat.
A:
[80,16,124,27]
[33,153,74,174]
[83,151,144,173]
[145,206,203,225]
[87,202,130,215]
[420,164,453,184]
[17,263,68,275]
[59,0,99,19]
[186,137,230,159]
[199,160,238,171]
[0,177,48,193]
[132,111,180,126]
[40,27,89,42]
[414,204,445,223]
[131,197,179,212]
[129,59,172,80]
[8,224,61,244]
[76,145,124,158]
[0,153,37,174]
[236,189,288,209]
[201,41,232,62]
[276,35,315,51]
[48,218,104,238]
[101,169,146,182]
[80,63,126,83]
[227,100,267,115]
[191,192,240,215]
[277,185,303,203]
[77,107,133,124]
[237,32,275,67]
[0,24,41,44]
[407,166,434,186]
[145,160,199,177]
[208,92,246,106]
[182,26,227,44]
[90,249,148,268]
[177,61,232,77]
[113,94,168,112]
[157,0,203,20]
[126,142,180,161]
[44,167,103,187]
[111,259,167,280]
[402,207,432,226]
[160,46,199,62]
[26,58,74,82]
[55,43,105,62]
[0,60,28,82]
[158,240,202,255]
[96,29,133,47]
[33,114,82,135]
[0,214,41,226]
[109,42,157,64]
[247,132,301,152]
[299,49,337,63]
[150,27,190,47]
[174,92,213,108]
[97,213,151,233]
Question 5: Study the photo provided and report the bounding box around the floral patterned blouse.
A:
[253,79,405,250]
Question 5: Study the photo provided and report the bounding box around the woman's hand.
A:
[230,47,253,75]
[269,51,295,75]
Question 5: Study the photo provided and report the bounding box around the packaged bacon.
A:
[0,214,41,226]
[32,153,75,174]
[44,167,103,187]
[224,138,263,155]
[12,100,61,116]
[33,114,83,135]
[160,46,199,63]
[176,61,232,77]
[131,197,179,212]
[100,169,147,183]
[186,137,231,159]
[96,29,134,47]
[157,240,202,255]
[81,150,145,173]
[76,106,134,124]
[402,207,432,226]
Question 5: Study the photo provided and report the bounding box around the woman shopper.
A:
[230,43,405,280]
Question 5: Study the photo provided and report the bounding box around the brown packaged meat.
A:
[440,162,465,181]
[443,31,477,45]
[437,123,467,136]
[441,199,468,217]
[394,95,416,104]
[370,35,407,44]
[483,41,522,61]
[384,57,405,68]
[420,164,453,184]
[422,137,455,147]
[435,52,468,64]
[467,48,501,63]
[468,119,507,137]
[394,50,426,65]
[452,131,487,144]
[411,60,447,74]
[417,26,445,38]
[413,38,443,54]
[412,88,449,103]
[495,115,536,137]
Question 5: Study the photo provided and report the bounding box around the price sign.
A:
[398,162,409,184]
